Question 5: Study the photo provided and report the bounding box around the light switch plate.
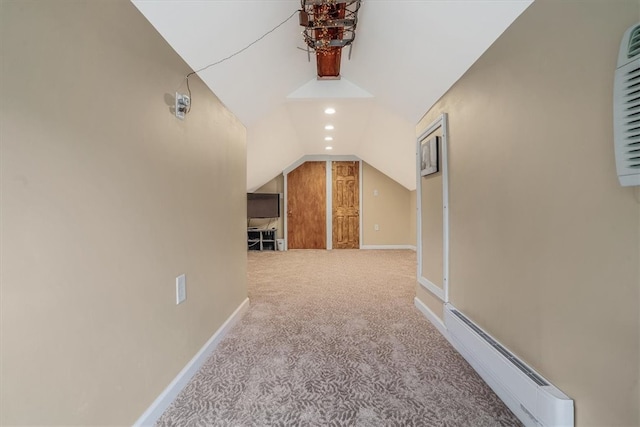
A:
[176,274,186,304]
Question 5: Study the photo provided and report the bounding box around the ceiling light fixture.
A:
[324,108,336,115]
[325,146,333,150]
[324,136,333,141]
[299,0,362,79]
[324,124,334,130]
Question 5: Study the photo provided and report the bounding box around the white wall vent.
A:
[614,22,640,186]
[443,304,574,427]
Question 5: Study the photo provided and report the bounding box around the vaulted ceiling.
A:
[132,0,532,191]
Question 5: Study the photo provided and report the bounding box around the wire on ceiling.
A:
[179,9,301,115]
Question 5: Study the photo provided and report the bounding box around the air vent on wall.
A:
[627,26,640,58]
[614,22,640,186]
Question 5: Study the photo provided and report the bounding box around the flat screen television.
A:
[247,193,280,218]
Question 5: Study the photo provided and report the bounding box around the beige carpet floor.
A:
[157,249,521,426]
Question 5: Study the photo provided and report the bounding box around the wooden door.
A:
[287,162,326,249]
[332,161,359,249]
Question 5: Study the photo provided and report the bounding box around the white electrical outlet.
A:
[176,274,186,304]
[373,189,379,196]
[374,224,380,231]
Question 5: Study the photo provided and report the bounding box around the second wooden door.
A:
[332,161,359,249]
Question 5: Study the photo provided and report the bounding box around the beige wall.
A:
[362,162,413,246]
[416,1,640,425]
[252,174,285,239]
[409,190,416,247]
[0,1,247,425]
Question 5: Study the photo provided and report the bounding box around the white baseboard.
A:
[360,245,417,251]
[133,297,250,426]
[443,304,574,427]
[414,296,448,339]
[418,277,445,301]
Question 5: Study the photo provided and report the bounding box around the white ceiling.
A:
[132,0,532,191]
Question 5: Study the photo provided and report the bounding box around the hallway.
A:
[157,250,520,426]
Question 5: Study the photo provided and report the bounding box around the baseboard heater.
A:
[443,304,574,427]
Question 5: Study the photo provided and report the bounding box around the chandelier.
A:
[299,0,362,79]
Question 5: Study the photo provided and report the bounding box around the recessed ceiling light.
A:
[324,136,333,141]
[324,108,336,115]
[325,146,333,150]
[324,124,334,130]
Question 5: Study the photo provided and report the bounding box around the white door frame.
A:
[416,113,449,302]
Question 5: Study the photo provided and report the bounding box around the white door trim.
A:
[416,113,450,302]
[326,160,332,250]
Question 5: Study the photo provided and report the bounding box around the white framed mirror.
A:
[416,113,449,302]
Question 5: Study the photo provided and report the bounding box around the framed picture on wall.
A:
[420,135,439,176]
